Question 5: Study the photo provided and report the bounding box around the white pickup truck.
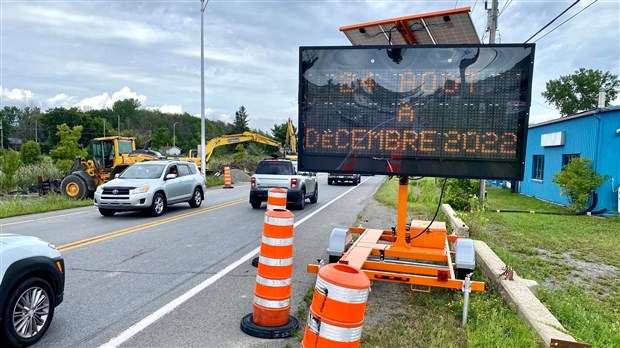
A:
[249,159,318,210]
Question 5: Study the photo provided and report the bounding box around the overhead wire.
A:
[498,0,513,18]
[534,0,598,43]
[524,0,581,43]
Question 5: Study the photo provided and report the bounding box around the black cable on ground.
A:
[407,178,448,242]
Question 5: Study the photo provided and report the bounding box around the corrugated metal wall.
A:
[520,108,620,212]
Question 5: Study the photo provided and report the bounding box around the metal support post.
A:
[462,273,472,327]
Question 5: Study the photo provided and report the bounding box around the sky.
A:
[1,0,619,132]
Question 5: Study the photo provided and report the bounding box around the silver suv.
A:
[94,160,206,217]
[0,234,65,347]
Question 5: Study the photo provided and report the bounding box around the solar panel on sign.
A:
[339,7,480,46]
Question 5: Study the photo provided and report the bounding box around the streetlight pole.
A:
[200,0,210,176]
[173,122,179,148]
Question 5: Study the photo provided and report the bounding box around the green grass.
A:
[368,179,540,347]
[205,175,225,188]
[478,188,620,346]
[0,194,93,218]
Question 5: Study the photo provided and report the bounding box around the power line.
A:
[455,0,459,8]
[472,0,479,12]
[524,0,581,43]
[534,0,598,43]
[498,0,512,18]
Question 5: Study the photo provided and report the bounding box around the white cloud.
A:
[145,105,183,114]
[46,93,75,107]
[217,113,232,123]
[1,86,33,102]
[72,87,147,111]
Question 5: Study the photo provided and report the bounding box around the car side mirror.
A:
[165,173,177,180]
[311,172,317,177]
[114,173,120,178]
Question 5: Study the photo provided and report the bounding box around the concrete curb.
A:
[442,204,469,236]
[474,240,577,347]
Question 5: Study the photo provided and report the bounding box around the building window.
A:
[562,153,580,167]
[532,155,544,180]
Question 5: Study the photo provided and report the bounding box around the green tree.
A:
[552,157,609,210]
[151,127,170,150]
[50,124,88,172]
[542,68,620,116]
[0,149,23,192]
[232,106,250,134]
[39,107,88,146]
[113,98,141,133]
[271,121,296,145]
[20,140,42,165]
[232,143,248,161]
[1,106,21,148]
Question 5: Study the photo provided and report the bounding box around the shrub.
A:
[20,141,42,164]
[552,157,609,210]
[232,144,248,161]
[0,149,23,192]
[15,158,62,189]
[444,178,479,211]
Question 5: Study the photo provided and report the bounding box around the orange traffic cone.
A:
[241,208,299,338]
[223,166,233,189]
[302,263,370,348]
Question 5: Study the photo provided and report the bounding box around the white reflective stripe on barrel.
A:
[266,204,286,210]
[259,256,293,267]
[255,275,291,287]
[267,191,287,199]
[253,295,290,309]
[307,312,363,342]
[264,215,294,226]
[261,236,293,246]
[315,275,369,304]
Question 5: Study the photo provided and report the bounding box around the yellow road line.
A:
[58,198,246,252]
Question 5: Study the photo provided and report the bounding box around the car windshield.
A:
[120,164,166,179]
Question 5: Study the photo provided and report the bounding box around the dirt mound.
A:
[230,169,251,183]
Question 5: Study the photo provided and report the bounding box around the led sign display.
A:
[298,44,535,180]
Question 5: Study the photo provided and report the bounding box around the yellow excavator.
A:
[176,131,282,171]
[283,118,298,160]
[59,136,163,199]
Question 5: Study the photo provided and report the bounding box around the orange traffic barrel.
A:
[223,166,233,189]
[241,209,299,338]
[251,188,289,268]
[302,263,370,348]
[267,188,287,210]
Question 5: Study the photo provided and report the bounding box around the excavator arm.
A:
[284,118,298,160]
[194,132,281,170]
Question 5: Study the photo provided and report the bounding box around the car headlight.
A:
[131,185,150,194]
[96,185,104,193]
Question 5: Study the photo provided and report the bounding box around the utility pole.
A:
[200,0,209,176]
[479,0,499,207]
[0,119,3,149]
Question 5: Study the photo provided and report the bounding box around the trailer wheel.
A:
[61,174,88,200]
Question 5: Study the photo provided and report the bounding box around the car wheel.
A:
[148,192,166,217]
[98,208,115,216]
[1,277,55,348]
[296,190,306,210]
[60,174,88,200]
[328,179,333,185]
[358,176,361,184]
[189,188,202,208]
[310,185,318,204]
[251,201,262,209]
[354,177,359,186]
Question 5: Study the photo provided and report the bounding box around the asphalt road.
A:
[0,174,386,347]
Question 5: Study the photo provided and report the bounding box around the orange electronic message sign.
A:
[298,44,535,180]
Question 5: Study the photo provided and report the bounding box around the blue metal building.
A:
[520,106,620,214]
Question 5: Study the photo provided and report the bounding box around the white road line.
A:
[1,210,89,226]
[99,177,370,348]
